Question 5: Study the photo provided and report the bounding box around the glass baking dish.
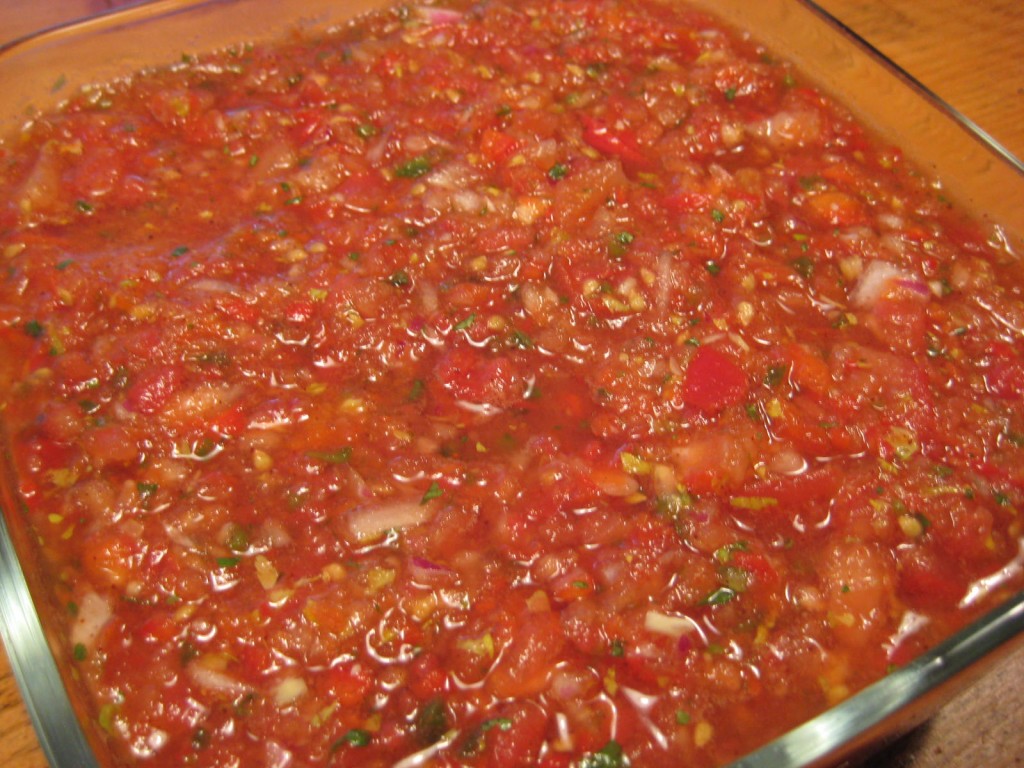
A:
[0,1,1021,767]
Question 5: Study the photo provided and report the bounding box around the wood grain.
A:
[1,1,1022,767]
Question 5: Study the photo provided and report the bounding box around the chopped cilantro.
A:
[331,729,371,751]
[407,378,426,401]
[579,740,627,768]
[307,447,353,464]
[73,643,87,661]
[421,481,443,505]
[388,270,411,288]
[453,313,476,331]
[701,587,737,606]
[510,329,534,349]
[395,155,432,178]
[548,163,569,180]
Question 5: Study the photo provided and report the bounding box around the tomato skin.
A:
[682,346,749,415]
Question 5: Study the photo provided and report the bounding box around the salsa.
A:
[1,0,1023,766]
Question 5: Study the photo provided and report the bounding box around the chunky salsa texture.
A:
[1,0,1023,766]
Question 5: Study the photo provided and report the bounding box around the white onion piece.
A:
[851,260,908,308]
[644,610,699,639]
[70,591,112,650]
[417,6,464,25]
[188,278,239,294]
[273,676,308,706]
[347,500,433,541]
[188,663,250,697]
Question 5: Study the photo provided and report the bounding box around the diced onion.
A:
[273,676,308,706]
[347,500,433,541]
[188,663,249,697]
[644,610,699,639]
[70,591,112,650]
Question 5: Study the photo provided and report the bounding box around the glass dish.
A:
[0,1,1021,767]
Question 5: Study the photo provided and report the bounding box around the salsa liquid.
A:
[1,1,1023,766]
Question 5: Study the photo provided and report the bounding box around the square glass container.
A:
[0,2,1021,767]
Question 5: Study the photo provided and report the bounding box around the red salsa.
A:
[1,0,1023,765]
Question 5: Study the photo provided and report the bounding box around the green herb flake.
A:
[415,698,450,746]
[421,481,443,505]
[137,481,159,497]
[227,525,250,552]
[675,710,691,725]
[548,163,569,181]
[171,245,190,258]
[56,259,75,270]
[579,739,627,768]
[510,329,534,349]
[395,155,432,178]
[407,378,426,402]
[23,320,45,338]
[710,208,725,223]
[387,270,411,288]
[724,87,737,101]
[216,557,241,569]
[75,199,95,214]
[79,399,100,414]
[337,729,371,748]
[480,717,513,733]
[701,586,738,606]
[73,643,87,661]
[453,313,476,332]
[610,639,625,657]
[704,260,721,276]
[764,364,788,387]
[790,256,814,279]
[713,540,749,564]
[356,123,377,139]
[307,446,353,464]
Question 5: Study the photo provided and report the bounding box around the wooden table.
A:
[1,1,1022,766]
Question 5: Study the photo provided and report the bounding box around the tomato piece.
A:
[433,347,525,409]
[124,365,183,415]
[682,346,749,415]
[984,342,1024,399]
[580,116,650,169]
[731,550,780,591]
[480,128,523,166]
[486,611,565,699]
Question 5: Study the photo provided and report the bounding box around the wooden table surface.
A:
[1,1,1022,766]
